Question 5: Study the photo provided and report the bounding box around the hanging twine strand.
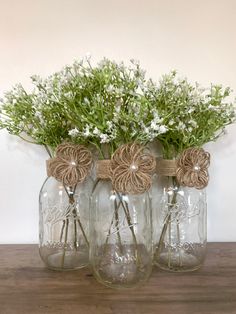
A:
[46,143,92,186]
[97,143,156,194]
[156,147,210,189]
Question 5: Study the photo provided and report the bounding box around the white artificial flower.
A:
[93,127,101,136]
[83,97,90,105]
[35,111,43,119]
[143,126,150,134]
[159,125,168,134]
[188,127,193,132]
[107,121,113,130]
[68,128,79,137]
[121,125,128,131]
[64,91,74,100]
[150,120,159,131]
[31,75,43,84]
[114,87,123,95]
[83,124,91,137]
[106,85,114,93]
[135,86,144,95]
[152,110,162,122]
[189,119,198,128]
[131,129,138,136]
[100,133,110,143]
[208,104,220,111]
[169,119,175,126]
[188,108,194,114]
[177,122,186,130]
[19,121,24,129]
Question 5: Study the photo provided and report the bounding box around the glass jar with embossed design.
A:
[39,176,93,271]
[152,175,207,272]
[89,179,153,288]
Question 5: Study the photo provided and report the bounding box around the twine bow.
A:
[47,143,92,186]
[176,147,210,189]
[97,143,156,194]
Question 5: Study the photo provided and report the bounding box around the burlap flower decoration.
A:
[47,143,92,186]
[110,143,156,194]
[176,147,210,189]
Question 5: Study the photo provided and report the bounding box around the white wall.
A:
[0,0,236,243]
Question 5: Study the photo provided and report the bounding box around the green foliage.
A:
[0,58,235,159]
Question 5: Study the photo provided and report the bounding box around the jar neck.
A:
[162,144,179,160]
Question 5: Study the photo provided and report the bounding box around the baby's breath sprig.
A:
[0,60,235,160]
[144,71,236,159]
[46,57,170,158]
[0,57,169,158]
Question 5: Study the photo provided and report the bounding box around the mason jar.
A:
[89,178,153,288]
[152,175,207,272]
[39,176,93,271]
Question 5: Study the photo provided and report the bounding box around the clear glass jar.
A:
[152,175,207,272]
[90,179,153,288]
[39,176,93,271]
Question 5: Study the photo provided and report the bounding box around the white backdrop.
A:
[0,0,236,243]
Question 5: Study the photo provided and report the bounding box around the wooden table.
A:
[0,243,236,314]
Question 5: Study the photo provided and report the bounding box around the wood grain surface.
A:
[0,243,235,314]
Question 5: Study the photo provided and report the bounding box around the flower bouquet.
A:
[0,57,235,285]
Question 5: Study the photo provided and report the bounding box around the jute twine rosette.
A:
[96,143,156,194]
[156,147,211,189]
[46,142,93,186]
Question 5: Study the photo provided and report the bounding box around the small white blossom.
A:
[188,108,194,114]
[64,91,74,100]
[135,86,144,95]
[19,121,24,129]
[189,119,198,128]
[35,111,45,124]
[83,97,90,105]
[100,133,109,143]
[68,128,79,137]
[188,127,193,132]
[106,85,115,93]
[208,105,215,110]
[177,122,186,130]
[120,125,127,131]
[107,121,114,130]
[93,127,101,136]
[159,125,168,134]
[83,124,91,137]
[150,120,159,131]
[152,109,162,122]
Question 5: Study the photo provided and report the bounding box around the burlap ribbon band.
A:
[46,143,210,191]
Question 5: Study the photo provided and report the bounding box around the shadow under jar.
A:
[152,175,207,272]
[90,179,152,288]
[39,176,93,271]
